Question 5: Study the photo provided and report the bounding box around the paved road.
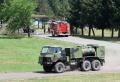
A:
[0,70,120,81]
[0,34,120,81]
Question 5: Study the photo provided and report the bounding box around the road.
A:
[0,34,120,81]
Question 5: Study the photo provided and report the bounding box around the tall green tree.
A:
[0,0,5,28]
[68,0,117,37]
[112,0,120,38]
[68,0,83,34]
[4,0,36,37]
[0,0,4,4]
[48,0,70,17]
[96,0,115,37]
[68,0,99,35]
[36,0,53,15]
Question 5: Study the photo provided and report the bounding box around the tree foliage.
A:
[3,0,36,35]
[48,0,70,17]
[35,0,53,15]
[68,0,120,37]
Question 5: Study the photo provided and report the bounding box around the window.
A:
[41,47,62,54]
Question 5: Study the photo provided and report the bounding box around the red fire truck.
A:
[51,21,70,37]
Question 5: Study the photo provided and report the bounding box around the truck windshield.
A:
[41,47,62,54]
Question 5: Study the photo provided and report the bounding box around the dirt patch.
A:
[103,47,120,71]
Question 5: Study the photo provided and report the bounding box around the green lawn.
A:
[83,29,118,37]
[3,73,120,82]
[73,28,120,43]
[0,35,76,73]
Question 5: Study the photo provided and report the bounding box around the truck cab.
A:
[39,46,65,65]
[39,46,67,72]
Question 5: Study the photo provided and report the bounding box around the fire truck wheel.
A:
[52,32,55,37]
[52,34,55,37]
[81,60,91,71]
[91,60,101,71]
[65,35,68,37]
[54,62,65,73]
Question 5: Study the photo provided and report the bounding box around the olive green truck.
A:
[38,45,105,73]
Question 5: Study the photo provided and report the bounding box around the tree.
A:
[0,0,5,28]
[81,0,97,36]
[4,0,36,37]
[0,0,4,4]
[68,0,83,34]
[68,0,98,35]
[97,0,115,38]
[48,0,70,17]
[112,0,120,38]
[36,0,53,15]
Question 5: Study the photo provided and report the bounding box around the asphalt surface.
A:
[0,34,120,81]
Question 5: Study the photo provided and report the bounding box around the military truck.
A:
[38,45,105,73]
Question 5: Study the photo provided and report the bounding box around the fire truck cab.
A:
[51,21,70,37]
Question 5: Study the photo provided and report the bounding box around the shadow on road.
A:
[33,71,58,74]
[48,36,69,38]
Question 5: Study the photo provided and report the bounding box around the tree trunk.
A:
[92,28,95,36]
[102,28,104,38]
[118,28,120,38]
[38,20,40,28]
[18,29,19,34]
[70,26,74,34]
[81,27,84,36]
[42,20,44,29]
[43,23,46,34]
[111,28,114,38]
[0,20,2,28]
[75,27,78,34]
[27,26,30,37]
[88,26,92,37]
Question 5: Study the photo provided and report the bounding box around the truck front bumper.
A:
[38,57,53,65]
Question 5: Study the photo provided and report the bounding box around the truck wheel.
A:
[91,60,101,71]
[65,35,68,37]
[52,33,55,37]
[43,66,52,72]
[52,32,55,37]
[54,62,65,73]
[81,60,91,71]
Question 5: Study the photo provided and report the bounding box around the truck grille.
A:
[43,57,51,62]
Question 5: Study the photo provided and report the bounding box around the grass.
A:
[73,28,120,43]
[0,35,76,73]
[3,73,120,82]
[82,28,118,37]
[73,35,120,43]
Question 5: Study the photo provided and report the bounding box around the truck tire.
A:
[81,60,91,71]
[52,33,55,37]
[54,62,65,73]
[51,31,56,37]
[43,66,52,72]
[65,35,68,37]
[91,60,101,71]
